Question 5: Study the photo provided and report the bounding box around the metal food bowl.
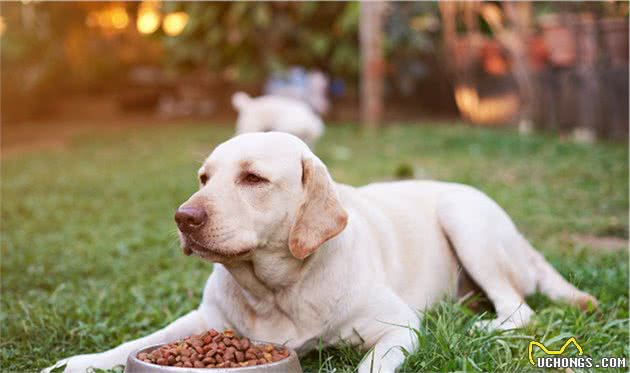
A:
[125,342,302,373]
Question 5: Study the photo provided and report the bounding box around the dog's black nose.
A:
[175,207,207,233]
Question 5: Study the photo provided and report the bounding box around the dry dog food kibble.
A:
[137,329,290,368]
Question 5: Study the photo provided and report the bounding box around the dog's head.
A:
[176,132,347,263]
[231,92,259,133]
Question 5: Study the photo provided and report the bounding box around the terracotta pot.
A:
[539,14,576,68]
[481,39,509,76]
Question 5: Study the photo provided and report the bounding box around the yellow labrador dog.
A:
[47,132,596,373]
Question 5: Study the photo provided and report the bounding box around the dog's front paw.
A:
[42,354,121,373]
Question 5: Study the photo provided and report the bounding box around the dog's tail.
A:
[524,239,598,311]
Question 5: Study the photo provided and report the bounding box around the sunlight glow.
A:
[162,12,189,36]
[137,3,161,35]
[110,7,129,30]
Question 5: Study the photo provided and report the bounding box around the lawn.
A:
[1,122,628,372]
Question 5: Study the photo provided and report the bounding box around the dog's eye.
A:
[199,174,209,185]
[242,173,267,184]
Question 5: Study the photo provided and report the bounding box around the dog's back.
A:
[336,181,463,309]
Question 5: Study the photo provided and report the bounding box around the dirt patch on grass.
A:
[570,233,628,252]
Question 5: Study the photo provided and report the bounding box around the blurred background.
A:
[1,1,628,151]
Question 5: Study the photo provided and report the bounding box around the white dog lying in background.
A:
[47,132,597,373]
[232,92,325,147]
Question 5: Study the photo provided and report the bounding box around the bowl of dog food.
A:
[126,329,302,373]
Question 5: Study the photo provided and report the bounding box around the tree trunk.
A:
[360,1,386,130]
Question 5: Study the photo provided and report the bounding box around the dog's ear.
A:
[289,157,348,260]
[232,92,252,111]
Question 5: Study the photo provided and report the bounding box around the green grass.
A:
[1,123,628,372]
